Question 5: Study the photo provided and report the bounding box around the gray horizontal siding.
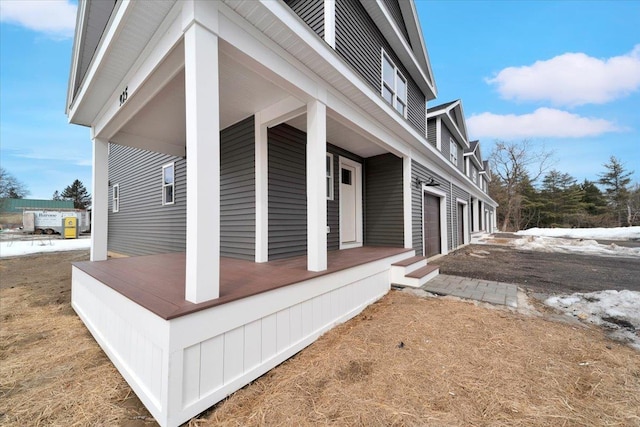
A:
[268,124,307,260]
[411,160,453,255]
[335,0,425,135]
[220,116,255,260]
[285,0,324,38]
[364,153,403,247]
[108,144,187,256]
[382,0,410,45]
[108,118,256,258]
[426,119,437,149]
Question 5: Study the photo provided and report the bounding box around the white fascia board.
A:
[455,102,469,141]
[93,3,184,139]
[67,0,133,125]
[360,0,436,100]
[399,0,436,94]
[66,0,87,115]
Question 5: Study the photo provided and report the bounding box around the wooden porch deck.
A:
[73,247,411,320]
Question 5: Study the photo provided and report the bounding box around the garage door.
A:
[424,193,441,257]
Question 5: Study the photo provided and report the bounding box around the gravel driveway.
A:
[436,244,640,295]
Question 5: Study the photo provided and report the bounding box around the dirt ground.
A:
[1,249,639,426]
[437,244,640,295]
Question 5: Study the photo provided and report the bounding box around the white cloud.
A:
[467,107,623,139]
[0,0,76,39]
[487,45,640,106]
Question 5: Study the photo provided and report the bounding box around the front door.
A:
[339,158,362,248]
[423,193,441,257]
[457,203,464,247]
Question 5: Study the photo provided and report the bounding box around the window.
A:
[449,138,458,165]
[381,51,407,117]
[112,184,119,213]
[162,163,175,205]
[472,169,477,184]
[326,153,334,200]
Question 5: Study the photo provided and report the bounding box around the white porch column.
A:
[184,22,220,303]
[472,198,480,232]
[254,113,269,263]
[90,136,109,261]
[403,155,413,249]
[306,100,327,271]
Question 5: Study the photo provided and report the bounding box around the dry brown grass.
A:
[198,292,640,427]
[1,252,639,426]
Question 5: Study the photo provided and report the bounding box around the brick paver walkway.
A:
[422,274,518,308]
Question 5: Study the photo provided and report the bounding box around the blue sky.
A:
[0,0,638,200]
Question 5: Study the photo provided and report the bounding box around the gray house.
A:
[66,1,496,425]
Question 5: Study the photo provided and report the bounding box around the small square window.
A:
[341,168,352,185]
[162,163,175,205]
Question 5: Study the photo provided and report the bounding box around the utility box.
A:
[63,216,78,239]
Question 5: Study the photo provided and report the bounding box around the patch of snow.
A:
[545,290,640,350]
[0,238,90,258]
[511,235,640,258]
[516,226,640,241]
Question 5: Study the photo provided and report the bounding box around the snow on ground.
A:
[546,290,640,350]
[516,226,640,241]
[512,235,640,258]
[0,237,90,258]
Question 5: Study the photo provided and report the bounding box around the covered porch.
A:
[71,246,416,427]
[73,246,412,320]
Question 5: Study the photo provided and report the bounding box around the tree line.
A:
[0,167,91,210]
[489,141,638,231]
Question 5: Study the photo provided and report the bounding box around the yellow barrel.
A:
[63,217,78,239]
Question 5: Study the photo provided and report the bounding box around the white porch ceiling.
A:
[112,41,389,159]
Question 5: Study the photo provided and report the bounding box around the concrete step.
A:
[392,264,439,288]
[390,256,427,284]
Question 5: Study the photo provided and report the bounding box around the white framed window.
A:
[472,169,477,184]
[112,184,119,213]
[162,162,175,205]
[381,51,407,117]
[326,153,334,200]
[449,138,458,165]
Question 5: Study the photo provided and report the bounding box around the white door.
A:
[340,164,357,243]
[339,157,362,248]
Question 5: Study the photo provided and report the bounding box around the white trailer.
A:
[23,210,90,235]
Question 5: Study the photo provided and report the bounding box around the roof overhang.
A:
[359,0,436,100]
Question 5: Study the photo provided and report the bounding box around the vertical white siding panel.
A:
[289,304,303,344]
[276,309,291,352]
[261,314,277,362]
[151,345,163,399]
[141,335,152,386]
[301,299,314,337]
[321,292,331,327]
[223,327,245,383]
[312,295,323,330]
[200,335,223,395]
[244,320,262,371]
[182,344,201,407]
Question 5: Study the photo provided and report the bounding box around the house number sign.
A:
[119,86,128,106]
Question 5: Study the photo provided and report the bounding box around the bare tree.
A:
[0,167,30,199]
[489,140,553,231]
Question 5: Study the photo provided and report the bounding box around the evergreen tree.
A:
[52,190,62,201]
[598,156,633,226]
[60,179,91,209]
[540,170,583,227]
[580,180,607,216]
